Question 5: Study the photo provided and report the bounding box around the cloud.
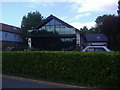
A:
[1,0,75,2]
[70,21,96,29]
[75,13,90,20]
[24,2,54,8]
[72,0,117,13]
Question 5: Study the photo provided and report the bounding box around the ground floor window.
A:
[31,37,76,51]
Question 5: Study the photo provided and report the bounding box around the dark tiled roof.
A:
[35,14,80,32]
[85,34,108,42]
[0,23,21,34]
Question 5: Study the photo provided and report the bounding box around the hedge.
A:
[2,51,120,88]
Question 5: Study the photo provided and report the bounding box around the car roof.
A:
[85,46,106,48]
[82,46,110,51]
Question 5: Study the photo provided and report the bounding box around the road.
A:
[2,76,63,88]
[2,75,96,89]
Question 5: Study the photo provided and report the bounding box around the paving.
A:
[2,75,101,89]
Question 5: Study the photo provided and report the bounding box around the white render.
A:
[28,38,31,49]
[0,31,22,42]
[76,32,81,46]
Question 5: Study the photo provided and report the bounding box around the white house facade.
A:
[1,31,21,42]
[28,15,84,51]
[0,23,22,50]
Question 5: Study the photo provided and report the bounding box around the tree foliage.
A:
[95,15,120,50]
[21,11,44,46]
[80,26,88,34]
[95,15,119,38]
[117,0,120,16]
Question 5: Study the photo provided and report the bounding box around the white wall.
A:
[76,33,81,46]
[0,31,22,42]
[28,38,31,49]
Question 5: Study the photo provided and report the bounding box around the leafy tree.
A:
[80,26,88,34]
[95,14,120,50]
[21,11,44,46]
[80,26,100,34]
[117,0,120,16]
[95,15,119,38]
[87,27,100,34]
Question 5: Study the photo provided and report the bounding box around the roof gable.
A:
[0,23,21,34]
[36,14,79,31]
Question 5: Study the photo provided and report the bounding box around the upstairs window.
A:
[97,36,100,39]
[14,34,16,38]
[5,32,8,37]
[13,27,17,30]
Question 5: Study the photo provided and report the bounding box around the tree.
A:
[21,11,44,46]
[95,14,120,50]
[117,0,120,16]
[80,26,100,34]
[87,27,99,34]
[80,26,88,34]
[95,15,119,38]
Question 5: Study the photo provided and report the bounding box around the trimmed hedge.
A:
[2,51,120,88]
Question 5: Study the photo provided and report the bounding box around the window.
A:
[97,36,100,39]
[41,26,45,30]
[39,19,75,35]
[13,27,17,30]
[14,34,16,38]
[5,32,8,37]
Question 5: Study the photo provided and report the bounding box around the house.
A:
[0,23,22,50]
[84,34,108,46]
[28,14,84,51]
[28,15,108,51]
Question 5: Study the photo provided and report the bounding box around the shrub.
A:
[2,51,120,88]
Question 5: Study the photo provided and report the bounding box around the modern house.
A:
[0,23,22,50]
[28,15,109,51]
[28,15,84,51]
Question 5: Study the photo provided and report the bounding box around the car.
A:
[82,46,111,52]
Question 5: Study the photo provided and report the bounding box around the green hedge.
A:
[2,51,120,88]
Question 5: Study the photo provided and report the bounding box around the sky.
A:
[1,0,118,29]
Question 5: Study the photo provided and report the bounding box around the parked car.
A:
[82,46,111,52]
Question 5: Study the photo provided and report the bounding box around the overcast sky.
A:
[1,0,118,29]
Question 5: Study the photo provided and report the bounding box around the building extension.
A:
[0,23,22,50]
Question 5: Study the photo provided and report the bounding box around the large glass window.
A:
[41,26,45,30]
[32,18,76,51]
[39,19,75,35]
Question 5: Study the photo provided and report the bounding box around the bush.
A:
[11,46,28,51]
[2,51,120,88]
